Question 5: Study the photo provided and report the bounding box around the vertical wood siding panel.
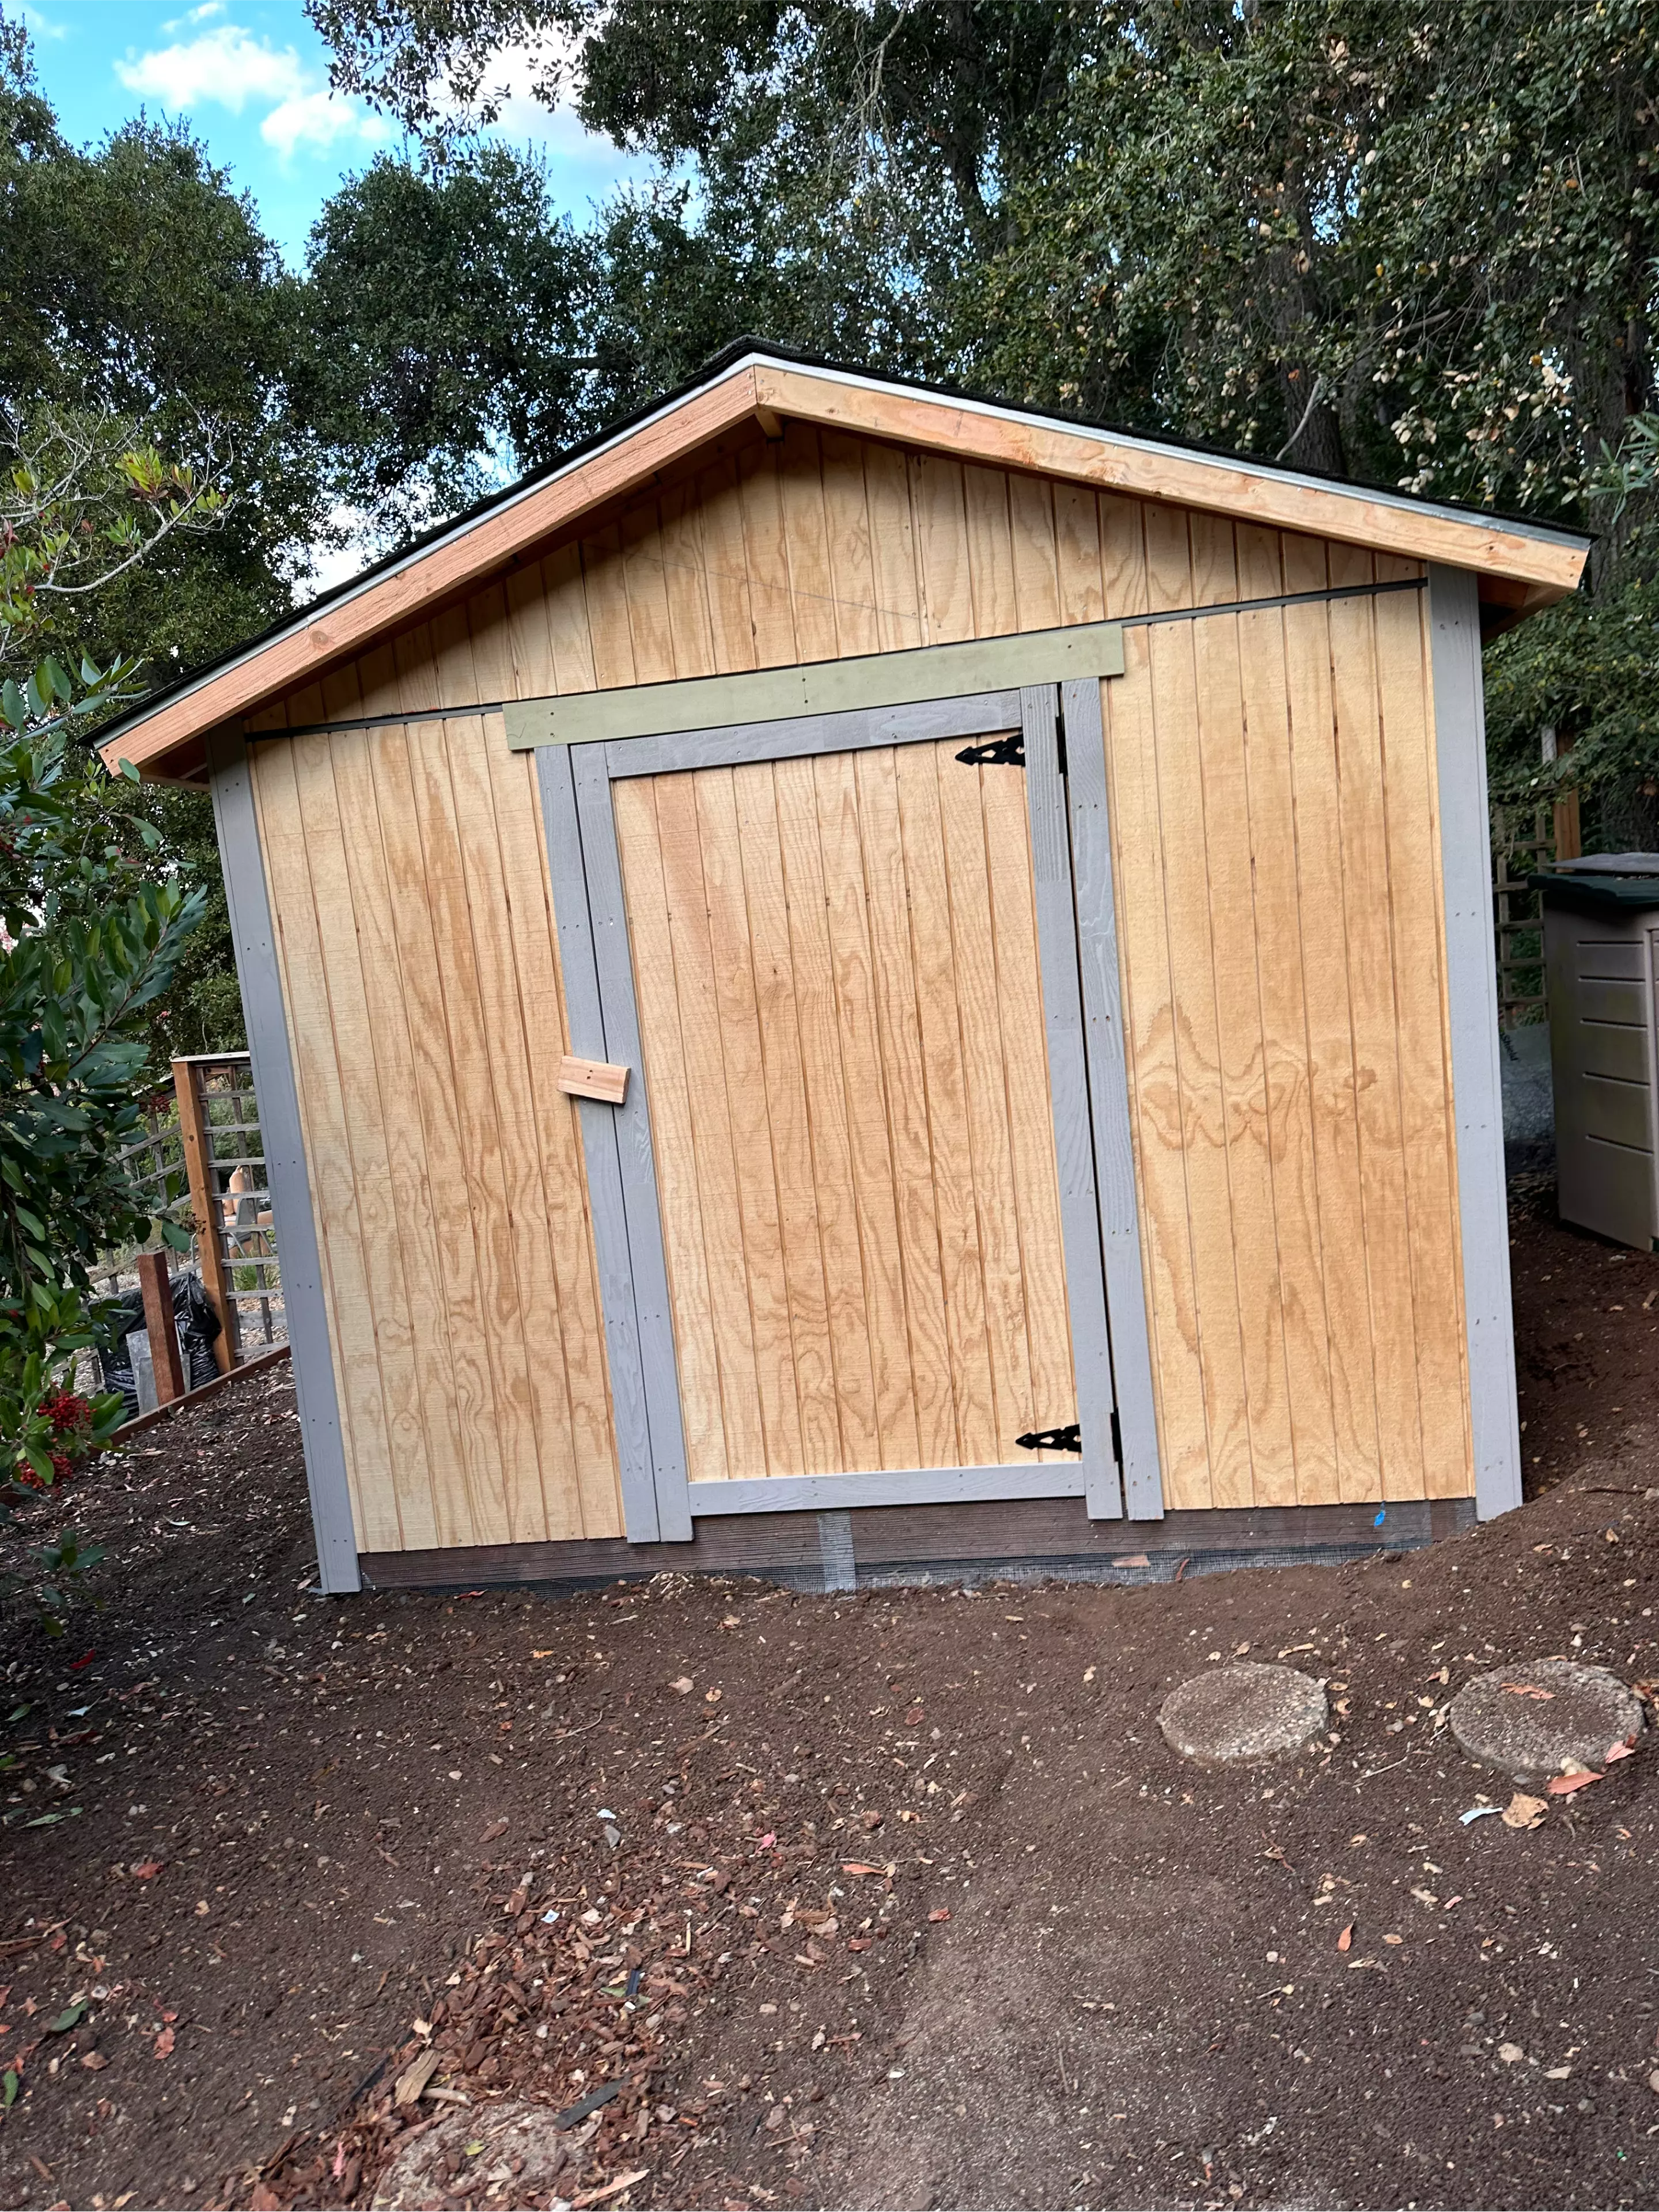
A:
[910,454,975,645]
[312,669,440,1551]
[248,734,381,1545]
[659,481,718,680]
[581,524,637,689]
[544,541,599,694]
[774,753,881,1467]
[863,442,924,652]
[779,422,841,665]
[1052,486,1103,626]
[503,561,560,699]
[895,744,998,1464]
[1372,567,1472,1498]
[652,771,770,1478]
[394,626,534,1541]
[1327,548,1426,1501]
[855,745,955,1468]
[1186,517,1295,1506]
[738,443,800,667]
[613,776,729,1484]
[1233,528,1340,1505]
[819,430,881,658]
[338,644,476,1545]
[732,761,843,1474]
[695,456,760,674]
[1278,538,1384,1500]
[620,504,677,685]
[1143,508,1253,1508]
[695,768,807,1478]
[814,751,921,1469]
[963,465,1018,638]
[1010,475,1062,630]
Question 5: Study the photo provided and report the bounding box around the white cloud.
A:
[16,5,67,40]
[115,22,385,162]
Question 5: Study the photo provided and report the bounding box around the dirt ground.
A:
[2,1187,1658,2212]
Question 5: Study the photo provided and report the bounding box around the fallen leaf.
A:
[129,1860,164,1880]
[79,2051,107,2071]
[905,1705,925,1725]
[927,1909,951,1923]
[1605,1740,1637,1765]
[840,1862,886,1877]
[478,1818,509,1844]
[46,2002,86,2035]
[531,1649,555,1659]
[1546,1769,1603,1796]
[395,2048,441,2107]
[1336,1923,1353,1952]
[703,1688,722,1705]
[152,2027,174,2061]
[669,1677,694,1695]
[1381,1933,1404,1947]
[1502,1684,1555,1701]
[1502,1792,1548,1828]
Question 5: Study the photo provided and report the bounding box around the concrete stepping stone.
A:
[1449,1659,1644,1784]
[1159,1661,1328,1764]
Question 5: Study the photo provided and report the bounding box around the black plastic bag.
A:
[96,1270,222,1418]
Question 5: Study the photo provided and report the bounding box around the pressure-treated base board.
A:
[357,1495,1476,1597]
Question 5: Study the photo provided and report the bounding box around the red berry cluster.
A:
[12,1390,94,1491]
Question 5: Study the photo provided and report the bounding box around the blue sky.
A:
[20,0,652,264]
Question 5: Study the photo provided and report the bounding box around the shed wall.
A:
[246,420,1472,1541]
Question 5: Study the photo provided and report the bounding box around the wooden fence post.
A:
[136,1250,186,1404]
[172,1057,234,1374]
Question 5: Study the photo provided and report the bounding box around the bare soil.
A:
[0,1189,1657,2212]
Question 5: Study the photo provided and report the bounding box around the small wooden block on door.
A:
[558,1053,630,1105]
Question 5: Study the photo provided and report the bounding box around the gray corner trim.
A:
[1429,567,1522,1520]
[505,629,1123,750]
[604,689,1026,780]
[206,729,360,1593]
[1061,678,1165,1518]
[533,747,669,1542]
[816,1509,857,1592]
[1021,686,1123,1520]
[570,745,694,1541]
[687,1466,1087,1516]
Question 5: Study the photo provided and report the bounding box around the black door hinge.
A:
[956,733,1025,768]
[1015,1422,1084,1454]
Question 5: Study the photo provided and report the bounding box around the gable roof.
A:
[99,338,1593,784]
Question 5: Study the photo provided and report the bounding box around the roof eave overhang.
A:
[99,350,1592,785]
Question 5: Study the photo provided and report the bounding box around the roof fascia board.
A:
[99,362,760,777]
[748,359,1589,595]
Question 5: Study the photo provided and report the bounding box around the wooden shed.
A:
[99,344,1590,1596]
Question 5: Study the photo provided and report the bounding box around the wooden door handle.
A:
[558,1054,630,1105]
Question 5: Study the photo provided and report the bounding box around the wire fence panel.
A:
[172,1053,286,1360]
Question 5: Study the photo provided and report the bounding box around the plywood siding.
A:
[612,739,1078,1487]
[247,680,623,1549]
[249,416,1471,1522]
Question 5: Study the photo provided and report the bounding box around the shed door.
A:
[544,686,1153,1536]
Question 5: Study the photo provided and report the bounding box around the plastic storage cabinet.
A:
[1533,856,1659,1249]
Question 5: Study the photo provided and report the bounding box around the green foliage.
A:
[0,653,202,1626]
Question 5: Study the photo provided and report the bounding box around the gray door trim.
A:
[569,685,1137,1525]
[1022,686,1123,1518]
[604,689,1025,781]
[569,742,695,1539]
[533,746,676,1541]
[1060,678,1165,1517]
[688,1466,1088,1517]
[1428,566,1522,1519]
[206,728,361,1592]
